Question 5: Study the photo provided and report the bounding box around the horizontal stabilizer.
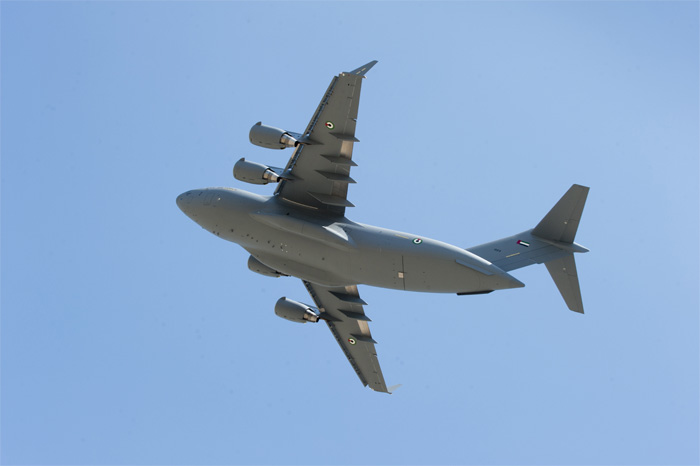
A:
[545,253,584,313]
[533,184,589,243]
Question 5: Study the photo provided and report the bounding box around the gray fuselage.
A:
[177,188,523,293]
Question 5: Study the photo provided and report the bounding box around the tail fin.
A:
[533,184,588,244]
[467,184,589,313]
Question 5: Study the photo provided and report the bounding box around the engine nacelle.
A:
[274,297,320,323]
[248,255,284,278]
[233,158,282,185]
[249,122,299,149]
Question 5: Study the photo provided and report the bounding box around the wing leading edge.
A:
[302,280,390,393]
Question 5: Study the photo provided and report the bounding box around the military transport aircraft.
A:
[177,61,589,393]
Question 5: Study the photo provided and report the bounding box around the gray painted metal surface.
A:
[177,61,590,392]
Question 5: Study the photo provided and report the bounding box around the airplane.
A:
[177,61,589,393]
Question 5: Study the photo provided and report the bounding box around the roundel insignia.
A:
[348,338,357,345]
[325,121,334,129]
[413,238,423,244]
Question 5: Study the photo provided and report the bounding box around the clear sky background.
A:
[1,2,698,465]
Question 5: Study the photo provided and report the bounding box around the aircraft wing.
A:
[274,61,377,217]
[302,280,389,393]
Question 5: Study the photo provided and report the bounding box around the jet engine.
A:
[274,297,320,323]
[248,255,285,278]
[233,158,283,185]
[249,122,300,149]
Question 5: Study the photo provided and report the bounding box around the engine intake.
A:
[275,297,320,323]
[249,122,299,149]
[233,158,282,185]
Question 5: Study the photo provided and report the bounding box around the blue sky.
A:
[1,2,698,465]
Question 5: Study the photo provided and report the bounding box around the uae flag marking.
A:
[517,240,530,247]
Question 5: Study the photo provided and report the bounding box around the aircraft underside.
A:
[177,61,589,393]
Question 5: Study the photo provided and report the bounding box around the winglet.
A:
[346,60,378,76]
[388,384,402,394]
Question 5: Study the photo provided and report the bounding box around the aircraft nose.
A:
[176,190,197,215]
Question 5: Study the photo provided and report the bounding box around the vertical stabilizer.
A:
[533,184,589,244]
[533,184,589,313]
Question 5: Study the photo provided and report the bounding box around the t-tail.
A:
[467,184,590,313]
